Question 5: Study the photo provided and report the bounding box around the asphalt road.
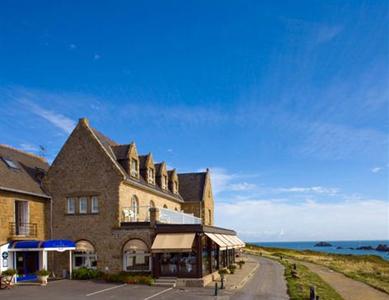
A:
[230,256,289,300]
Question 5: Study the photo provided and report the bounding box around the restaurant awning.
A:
[205,233,229,250]
[221,235,241,249]
[151,233,195,253]
[233,236,246,248]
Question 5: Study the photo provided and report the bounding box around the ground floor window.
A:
[123,239,151,272]
[160,252,197,275]
[74,240,97,269]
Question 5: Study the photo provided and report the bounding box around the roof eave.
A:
[0,186,51,199]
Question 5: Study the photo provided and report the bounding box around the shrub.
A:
[228,264,237,274]
[1,269,16,276]
[36,269,50,276]
[103,272,154,285]
[73,267,102,280]
[237,260,245,269]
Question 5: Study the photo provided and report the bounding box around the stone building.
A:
[0,144,50,278]
[1,118,244,286]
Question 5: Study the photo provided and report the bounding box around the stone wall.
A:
[0,190,48,245]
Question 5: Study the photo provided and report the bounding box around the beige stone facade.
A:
[0,191,48,245]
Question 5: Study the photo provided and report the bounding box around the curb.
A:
[232,262,259,290]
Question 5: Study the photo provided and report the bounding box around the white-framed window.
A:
[74,240,97,269]
[130,158,138,177]
[79,197,88,214]
[162,175,168,189]
[123,239,151,272]
[130,196,139,222]
[67,198,75,214]
[148,168,155,184]
[91,196,99,213]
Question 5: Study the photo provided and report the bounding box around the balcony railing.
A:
[121,206,151,223]
[120,206,202,225]
[159,207,201,224]
[9,222,37,238]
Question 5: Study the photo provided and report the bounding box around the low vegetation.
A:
[282,260,343,300]
[246,244,389,294]
[72,268,154,285]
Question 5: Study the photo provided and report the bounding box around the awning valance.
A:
[9,240,75,252]
[205,233,228,250]
[151,233,195,253]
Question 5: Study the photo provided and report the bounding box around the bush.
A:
[237,260,245,269]
[103,272,154,285]
[73,267,102,280]
[1,269,16,276]
[228,264,237,274]
[36,269,50,276]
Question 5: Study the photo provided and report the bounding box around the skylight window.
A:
[2,157,19,169]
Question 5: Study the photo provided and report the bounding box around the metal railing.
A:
[159,207,202,224]
[9,222,37,237]
[120,206,202,225]
[121,206,151,222]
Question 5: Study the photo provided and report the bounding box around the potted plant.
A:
[218,269,228,289]
[237,260,245,269]
[1,269,16,286]
[36,269,50,286]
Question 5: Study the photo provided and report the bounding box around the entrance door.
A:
[15,201,29,235]
[15,252,39,280]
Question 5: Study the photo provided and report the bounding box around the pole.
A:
[69,250,72,279]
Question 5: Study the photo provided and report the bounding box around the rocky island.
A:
[314,241,333,247]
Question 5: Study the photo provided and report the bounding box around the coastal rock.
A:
[356,246,374,250]
[376,244,389,252]
[314,242,332,247]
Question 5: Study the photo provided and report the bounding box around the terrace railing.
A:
[120,206,202,225]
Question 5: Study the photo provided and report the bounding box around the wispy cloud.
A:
[19,143,40,153]
[275,186,339,196]
[216,198,389,241]
[207,168,257,195]
[20,100,76,134]
[371,167,383,173]
[316,25,342,44]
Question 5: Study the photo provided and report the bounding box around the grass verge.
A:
[281,259,343,300]
[246,244,389,294]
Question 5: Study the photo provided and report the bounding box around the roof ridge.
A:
[0,144,48,163]
[178,171,206,175]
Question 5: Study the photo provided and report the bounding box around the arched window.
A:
[123,239,151,272]
[174,207,178,211]
[163,204,168,209]
[74,240,97,269]
[131,196,139,222]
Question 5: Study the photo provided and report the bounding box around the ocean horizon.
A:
[251,240,389,260]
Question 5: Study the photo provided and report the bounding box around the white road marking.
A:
[143,287,173,300]
[86,283,127,297]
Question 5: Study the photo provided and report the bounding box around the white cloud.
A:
[216,199,389,242]
[208,168,257,195]
[19,143,40,153]
[371,167,382,173]
[21,100,76,134]
[276,186,339,196]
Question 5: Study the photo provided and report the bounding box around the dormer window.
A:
[162,175,168,190]
[2,157,19,169]
[173,181,178,194]
[148,168,155,184]
[130,158,138,178]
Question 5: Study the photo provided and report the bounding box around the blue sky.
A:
[0,1,388,241]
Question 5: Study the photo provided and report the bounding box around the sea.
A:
[252,240,389,260]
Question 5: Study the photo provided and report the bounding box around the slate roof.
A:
[0,144,50,198]
[178,172,207,202]
[90,127,183,202]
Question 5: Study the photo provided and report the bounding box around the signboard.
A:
[1,252,8,259]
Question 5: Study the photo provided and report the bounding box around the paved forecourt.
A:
[0,280,173,300]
